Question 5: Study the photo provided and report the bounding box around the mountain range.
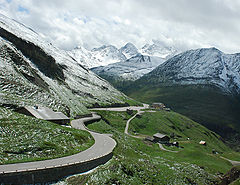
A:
[68,40,178,70]
[89,42,178,89]
[0,13,132,116]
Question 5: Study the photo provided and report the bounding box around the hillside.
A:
[60,109,238,184]
[125,48,240,149]
[0,13,133,117]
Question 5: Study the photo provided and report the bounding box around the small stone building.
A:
[153,133,170,144]
[17,106,70,125]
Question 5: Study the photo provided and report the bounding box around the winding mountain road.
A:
[0,105,150,182]
[0,114,116,182]
[220,156,240,166]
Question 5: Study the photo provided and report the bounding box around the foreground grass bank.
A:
[60,110,237,184]
[0,107,94,164]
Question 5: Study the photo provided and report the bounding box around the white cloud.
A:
[0,0,240,53]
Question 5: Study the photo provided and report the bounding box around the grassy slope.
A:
[125,85,240,149]
[129,111,228,152]
[0,107,94,164]
[63,110,236,184]
[129,110,240,169]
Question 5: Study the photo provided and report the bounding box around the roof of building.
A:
[199,140,206,145]
[25,106,69,120]
[153,133,168,138]
[152,103,164,105]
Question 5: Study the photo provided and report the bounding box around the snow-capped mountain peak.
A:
[119,42,139,59]
[68,39,179,69]
[141,40,178,59]
[68,44,127,68]
[90,45,127,67]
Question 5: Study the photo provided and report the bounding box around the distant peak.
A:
[124,42,136,47]
[74,46,83,50]
[193,47,222,54]
[92,45,118,52]
[120,42,139,59]
[208,47,221,52]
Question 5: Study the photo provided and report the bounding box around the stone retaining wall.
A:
[0,152,113,184]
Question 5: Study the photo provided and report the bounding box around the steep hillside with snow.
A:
[67,46,93,68]
[0,14,131,116]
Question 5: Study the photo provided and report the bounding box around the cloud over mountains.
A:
[1,0,240,53]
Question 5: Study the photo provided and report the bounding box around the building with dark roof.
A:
[153,133,170,143]
[151,103,166,109]
[18,106,70,125]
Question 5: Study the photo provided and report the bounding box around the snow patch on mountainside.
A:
[92,54,165,81]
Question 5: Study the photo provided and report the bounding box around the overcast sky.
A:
[0,0,240,53]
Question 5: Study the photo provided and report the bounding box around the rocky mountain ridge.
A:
[142,47,240,94]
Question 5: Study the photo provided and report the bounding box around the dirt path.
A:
[91,104,148,138]
[158,143,179,153]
